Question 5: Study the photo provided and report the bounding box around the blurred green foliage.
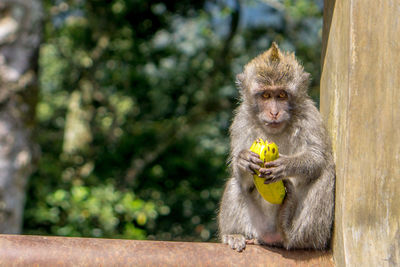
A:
[23,0,323,241]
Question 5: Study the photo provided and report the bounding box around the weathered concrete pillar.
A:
[321,0,400,266]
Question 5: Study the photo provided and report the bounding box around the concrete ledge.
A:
[0,234,333,266]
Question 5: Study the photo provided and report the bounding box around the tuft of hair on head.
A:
[269,42,281,63]
[242,42,310,96]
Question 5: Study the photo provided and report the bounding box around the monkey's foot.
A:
[222,234,246,252]
[259,232,283,247]
[245,239,261,245]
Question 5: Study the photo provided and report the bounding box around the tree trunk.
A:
[0,0,42,233]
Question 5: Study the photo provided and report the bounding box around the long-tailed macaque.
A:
[218,43,335,251]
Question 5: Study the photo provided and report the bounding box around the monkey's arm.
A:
[228,104,263,189]
[260,123,328,184]
[261,147,325,184]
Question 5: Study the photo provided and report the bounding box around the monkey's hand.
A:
[259,155,290,184]
[222,234,246,252]
[237,149,264,175]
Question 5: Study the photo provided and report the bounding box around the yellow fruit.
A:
[249,138,286,204]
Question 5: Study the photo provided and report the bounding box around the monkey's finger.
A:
[263,174,280,183]
[263,175,272,183]
[238,150,256,158]
[264,160,279,168]
[248,163,262,173]
[264,180,271,184]
[249,154,263,165]
[248,151,260,157]
[258,168,272,177]
[263,168,285,183]
[238,161,260,174]
[240,151,263,165]
[264,178,280,184]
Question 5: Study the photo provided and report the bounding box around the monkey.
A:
[218,42,335,252]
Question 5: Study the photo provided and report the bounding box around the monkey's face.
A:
[254,86,291,134]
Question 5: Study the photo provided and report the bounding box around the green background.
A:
[23,0,323,242]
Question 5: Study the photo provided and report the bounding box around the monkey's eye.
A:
[262,92,272,99]
[278,91,288,99]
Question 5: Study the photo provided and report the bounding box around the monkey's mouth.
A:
[266,122,283,128]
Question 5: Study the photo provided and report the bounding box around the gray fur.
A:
[218,45,335,251]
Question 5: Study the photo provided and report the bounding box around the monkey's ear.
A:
[236,73,245,88]
[297,72,311,93]
[270,42,280,62]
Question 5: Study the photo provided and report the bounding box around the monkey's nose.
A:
[270,111,279,118]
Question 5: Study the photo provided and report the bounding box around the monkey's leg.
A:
[279,171,334,249]
[218,179,257,252]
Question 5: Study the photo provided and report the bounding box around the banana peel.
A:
[249,138,286,204]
